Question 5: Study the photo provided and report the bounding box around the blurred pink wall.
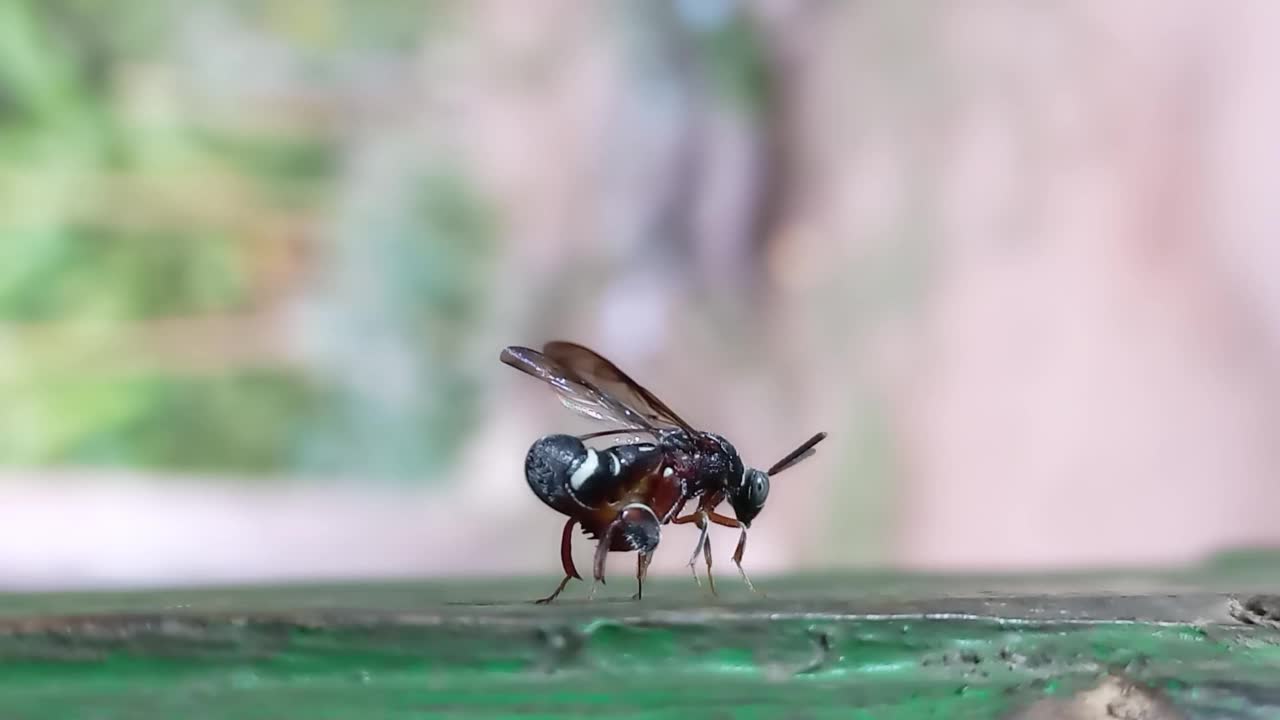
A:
[5,0,1280,589]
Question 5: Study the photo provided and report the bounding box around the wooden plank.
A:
[0,572,1278,719]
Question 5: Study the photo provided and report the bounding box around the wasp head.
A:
[728,466,770,527]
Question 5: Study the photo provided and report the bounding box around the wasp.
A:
[502,341,826,602]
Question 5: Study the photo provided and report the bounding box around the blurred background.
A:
[3,0,1280,591]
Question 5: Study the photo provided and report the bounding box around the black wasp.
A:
[502,341,827,602]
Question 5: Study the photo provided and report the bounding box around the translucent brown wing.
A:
[541,341,695,433]
[501,346,657,431]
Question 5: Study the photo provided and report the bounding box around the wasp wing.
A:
[541,341,696,433]
[501,345,657,431]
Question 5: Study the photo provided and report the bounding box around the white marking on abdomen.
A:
[621,503,659,524]
[570,449,599,490]
[609,453,621,476]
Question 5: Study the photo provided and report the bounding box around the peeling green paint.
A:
[0,577,1278,718]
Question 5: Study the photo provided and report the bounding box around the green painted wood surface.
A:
[2,560,1280,719]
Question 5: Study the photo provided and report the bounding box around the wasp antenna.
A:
[767,431,828,476]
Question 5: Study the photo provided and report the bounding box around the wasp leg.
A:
[593,504,662,601]
[685,515,719,596]
[535,517,582,605]
[536,575,573,605]
[560,517,583,580]
[632,550,653,600]
[703,511,763,596]
[675,511,719,595]
[731,523,761,596]
[673,512,703,587]
[706,511,740,528]
[683,516,709,589]
[702,525,717,597]
[590,518,620,601]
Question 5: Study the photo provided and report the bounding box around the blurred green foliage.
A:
[0,368,327,473]
[0,224,250,322]
[693,8,773,116]
[0,1,496,479]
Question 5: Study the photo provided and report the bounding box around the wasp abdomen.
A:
[524,434,662,513]
[524,434,587,515]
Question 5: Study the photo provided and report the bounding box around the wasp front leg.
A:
[706,511,762,596]
[592,503,662,600]
[731,524,757,595]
